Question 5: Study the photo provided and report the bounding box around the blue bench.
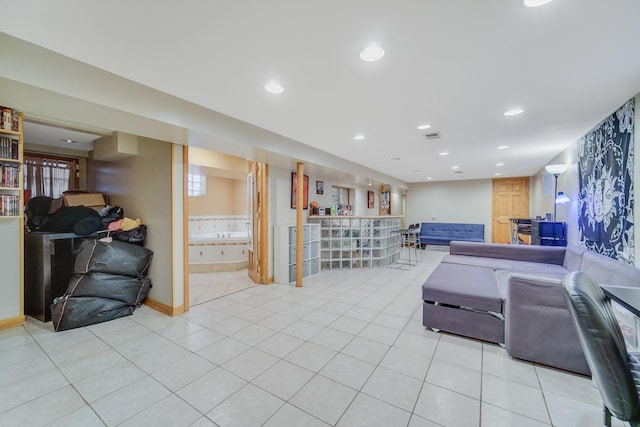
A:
[420,222,485,246]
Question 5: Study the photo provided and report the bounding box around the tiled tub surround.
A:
[188,215,249,236]
[189,216,249,273]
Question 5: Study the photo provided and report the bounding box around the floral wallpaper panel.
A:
[578,98,634,264]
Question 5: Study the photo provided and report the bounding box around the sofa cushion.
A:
[563,245,586,271]
[449,241,566,265]
[494,269,568,300]
[580,251,640,288]
[420,223,484,245]
[505,273,590,375]
[422,263,503,313]
[443,255,570,275]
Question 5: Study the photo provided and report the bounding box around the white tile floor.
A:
[190,270,256,306]
[0,249,623,426]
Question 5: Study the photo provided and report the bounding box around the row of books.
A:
[0,194,20,216]
[1,163,20,188]
[0,137,19,160]
[1,107,20,132]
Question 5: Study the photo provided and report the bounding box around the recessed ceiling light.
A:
[264,81,284,94]
[360,44,385,62]
[451,166,460,170]
[439,152,449,156]
[391,157,400,161]
[494,172,502,176]
[496,162,504,166]
[504,108,524,116]
[497,145,509,150]
[426,177,432,180]
[523,0,552,7]
[61,138,78,144]
[417,124,432,130]
[353,134,365,140]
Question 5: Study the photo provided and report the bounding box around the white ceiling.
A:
[23,121,101,152]
[1,0,639,183]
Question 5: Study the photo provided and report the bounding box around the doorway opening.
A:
[187,148,255,306]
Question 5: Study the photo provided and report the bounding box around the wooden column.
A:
[182,145,189,311]
[296,162,304,287]
[258,163,270,284]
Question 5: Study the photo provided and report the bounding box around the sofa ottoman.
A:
[422,263,504,344]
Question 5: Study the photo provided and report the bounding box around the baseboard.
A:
[143,298,185,316]
[0,315,26,330]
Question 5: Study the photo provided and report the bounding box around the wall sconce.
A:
[545,164,569,222]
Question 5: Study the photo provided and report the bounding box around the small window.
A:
[188,172,206,196]
[23,153,79,199]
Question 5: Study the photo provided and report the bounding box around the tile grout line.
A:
[16,322,109,426]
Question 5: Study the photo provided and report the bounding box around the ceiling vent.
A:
[453,170,463,174]
[423,132,442,140]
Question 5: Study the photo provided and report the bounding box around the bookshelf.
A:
[0,106,24,327]
[274,224,321,283]
[308,215,402,270]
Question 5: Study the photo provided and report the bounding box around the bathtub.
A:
[189,231,248,242]
[189,231,249,273]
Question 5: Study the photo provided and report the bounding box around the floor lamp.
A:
[545,164,569,222]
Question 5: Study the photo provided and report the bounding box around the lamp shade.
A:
[555,191,570,204]
[545,164,569,175]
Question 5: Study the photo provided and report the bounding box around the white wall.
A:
[391,192,403,217]
[89,137,176,308]
[529,148,579,245]
[269,164,397,278]
[270,165,386,226]
[406,179,493,241]
[0,220,21,321]
[530,94,639,260]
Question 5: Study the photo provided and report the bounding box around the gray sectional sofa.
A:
[422,241,640,375]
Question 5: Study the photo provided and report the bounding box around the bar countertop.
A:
[308,215,403,219]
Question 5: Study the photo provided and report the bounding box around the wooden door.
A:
[492,177,529,243]
[247,162,270,284]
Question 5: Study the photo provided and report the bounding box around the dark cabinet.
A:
[24,232,85,322]
[531,221,567,246]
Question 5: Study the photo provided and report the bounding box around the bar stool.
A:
[410,223,422,262]
[400,224,419,267]
[389,228,410,269]
[388,226,413,269]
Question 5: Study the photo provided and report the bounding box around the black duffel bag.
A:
[101,205,124,226]
[111,224,147,246]
[74,239,153,278]
[51,296,134,332]
[65,272,151,305]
